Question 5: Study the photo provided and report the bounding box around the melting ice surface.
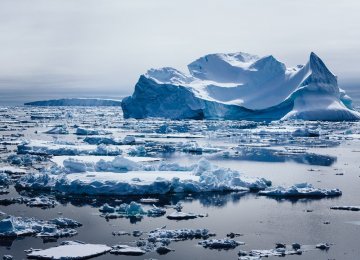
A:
[0,106,360,259]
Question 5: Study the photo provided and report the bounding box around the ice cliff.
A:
[122,52,360,121]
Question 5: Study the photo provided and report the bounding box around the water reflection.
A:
[208,147,337,166]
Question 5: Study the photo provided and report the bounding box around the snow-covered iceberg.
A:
[122,52,360,121]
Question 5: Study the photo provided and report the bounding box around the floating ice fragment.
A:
[75,127,110,135]
[248,248,302,257]
[167,211,198,220]
[45,126,69,135]
[99,203,115,213]
[110,245,146,255]
[316,243,330,250]
[49,218,82,228]
[148,228,214,242]
[198,238,244,249]
[156,246,173,255]
[27,242,111,259]
[258,183,342,198]
[0,216,81,238]
[26,195,58,208]
[140,198,159,203]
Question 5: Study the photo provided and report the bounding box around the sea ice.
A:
[110,245,146,255]
[0,216,81,238]
[17,159,270,196]
[258,183,342,198]
[166,211,198,220]
[45,126,69,135]
[198,238,244,249]
[148,228,214,242]
[26,242,111,259]
[75,127,110,135]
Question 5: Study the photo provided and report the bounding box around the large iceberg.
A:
[122,52,360,121]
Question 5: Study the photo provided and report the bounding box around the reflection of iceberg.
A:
[209,147,337,166]
[122,52,360,121]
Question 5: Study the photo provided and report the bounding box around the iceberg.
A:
[24,98,122,107]
[122,52,360,121]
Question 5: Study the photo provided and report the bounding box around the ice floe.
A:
[110,245,146,255]
[18,140,122,156]
[166,211,199,220]
[0,216,81,238]
[26,241,111,259]
[16,159,271,196]
[258,183,342,198]
[198,238,244,249]
[44,126,69,135]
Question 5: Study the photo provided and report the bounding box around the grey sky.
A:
[0,0,359,103]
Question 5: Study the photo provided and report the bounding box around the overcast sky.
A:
[0,0,359,103]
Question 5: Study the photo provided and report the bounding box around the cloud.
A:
[0,0,359,104]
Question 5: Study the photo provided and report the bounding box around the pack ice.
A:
[16,157,271,196]
[122,52,360,121]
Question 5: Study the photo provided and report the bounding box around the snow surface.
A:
[122,52,360,121]
[27,242,111,259]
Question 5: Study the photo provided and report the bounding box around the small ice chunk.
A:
[99,203,116,213]
[110,245,146,255]
[0,216,81,238]
[248,248,302,257]
[26,196,58,208]
[147,205,166,217]
[167,211,198,220]
[132,230,143,237]
[316,243,330,250]
[49,218,82,228]
[45,126,69,135]
[123,135,136,144]
[148,228,213,242]
[75,127,110,135]
[156,246,173,255]
[198,238,244,249]
[140,198,159,204]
